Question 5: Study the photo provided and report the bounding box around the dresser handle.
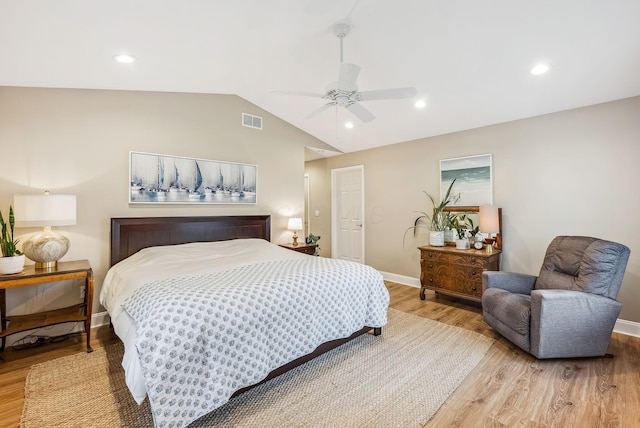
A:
[471,271,476,276]
[429,278,433,283]
[429,264,433,269]
[472,286,477,291]
[428,253,433,258]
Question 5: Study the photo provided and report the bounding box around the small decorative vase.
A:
[455,239,470,250]
[0,254,25,275]
[429,231,445,246]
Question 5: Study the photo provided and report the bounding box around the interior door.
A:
[332,165,364,263]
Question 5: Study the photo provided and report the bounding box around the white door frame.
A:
[304,173,310,237]
[331,165,365,263]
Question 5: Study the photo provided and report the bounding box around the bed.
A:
[100,215,389,428]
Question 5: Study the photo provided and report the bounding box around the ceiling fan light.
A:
[344,121,354,129]
[530,63,549,75]
[415,99,427,109]
[114,54,136,64]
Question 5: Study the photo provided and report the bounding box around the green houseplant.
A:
[305,233,321,246]
[451,213,480,249]
[305,233,321,256]
[405,179,460,247]
[0,205,25,274]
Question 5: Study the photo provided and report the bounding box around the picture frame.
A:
[129,151,257,204]
[440,154,492,206]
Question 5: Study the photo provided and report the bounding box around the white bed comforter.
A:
[100,239,389,428]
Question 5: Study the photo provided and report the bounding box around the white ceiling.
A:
[2,0,640,155]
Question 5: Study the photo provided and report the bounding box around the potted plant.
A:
[451,214,470,249]
[0,205,25,274]
[305,233,321,256]
[452,214,481,250]
[405,179,460,247]
[466,216,481,245]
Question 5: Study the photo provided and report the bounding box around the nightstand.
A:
[279,243,318,255]
[0,260,94,357]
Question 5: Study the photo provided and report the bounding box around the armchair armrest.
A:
[529,289,622,358]
[482,271,537,294]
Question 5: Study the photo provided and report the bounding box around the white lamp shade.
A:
[13,194,77,227]
[287,217,303,231]
[479,205,500,234]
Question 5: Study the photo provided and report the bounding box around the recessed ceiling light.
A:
[530,64,549,75]
[414,99,427,109]
[114,54,136,64]
[344,121,354,129]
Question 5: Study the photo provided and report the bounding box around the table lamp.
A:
[479,204,500,253]
[287,217,303,247]
[13,192,77,269]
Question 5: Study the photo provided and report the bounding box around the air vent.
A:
[242,113,263,130]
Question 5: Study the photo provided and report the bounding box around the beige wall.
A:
[304,158,331,255]
[0,86,326,333]
[306,96,640,324]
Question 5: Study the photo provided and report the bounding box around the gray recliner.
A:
[482,236,630,359]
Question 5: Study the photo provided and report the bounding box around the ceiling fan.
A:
[273,20,417,123]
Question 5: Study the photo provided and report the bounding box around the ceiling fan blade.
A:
[356,87,417,101]
[272,90,325,98]
[346,102,375,122]
[306,102,335,119]
[337,63,361,92]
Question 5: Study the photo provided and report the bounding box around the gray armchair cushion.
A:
[537,236,630,299]
[482,288,532,352]
[483,271,536,294]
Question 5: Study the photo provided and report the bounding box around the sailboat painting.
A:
[129,151,257,204]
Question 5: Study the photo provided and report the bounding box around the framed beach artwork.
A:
[129,151,257,204]
[440,154,492,206]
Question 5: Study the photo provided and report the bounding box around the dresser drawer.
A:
[422,250,486,268]
[422,264,483,298]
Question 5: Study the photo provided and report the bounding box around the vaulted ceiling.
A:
[2,1,639,156]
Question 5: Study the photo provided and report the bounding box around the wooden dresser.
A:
[418,246,501,302]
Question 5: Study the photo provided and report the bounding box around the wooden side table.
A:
[0,260,94,357]
[279,243,318,255]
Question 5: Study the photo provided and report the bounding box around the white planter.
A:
[455,239,470,250]
[429,231,445,246]
[444,229,455,243]
[0,254,25,275]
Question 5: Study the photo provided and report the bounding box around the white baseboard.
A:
[379,271,640,338]
[70,311,110,332]
[380,271,420,288]
[91,311,111,329]
[614,319,640,338]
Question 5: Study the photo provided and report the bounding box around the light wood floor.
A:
[1,282,639,427]
[387,282,640,428]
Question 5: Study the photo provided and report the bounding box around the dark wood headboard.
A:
[110,215,271,266]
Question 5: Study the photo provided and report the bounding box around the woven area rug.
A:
[21,309,494,428]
